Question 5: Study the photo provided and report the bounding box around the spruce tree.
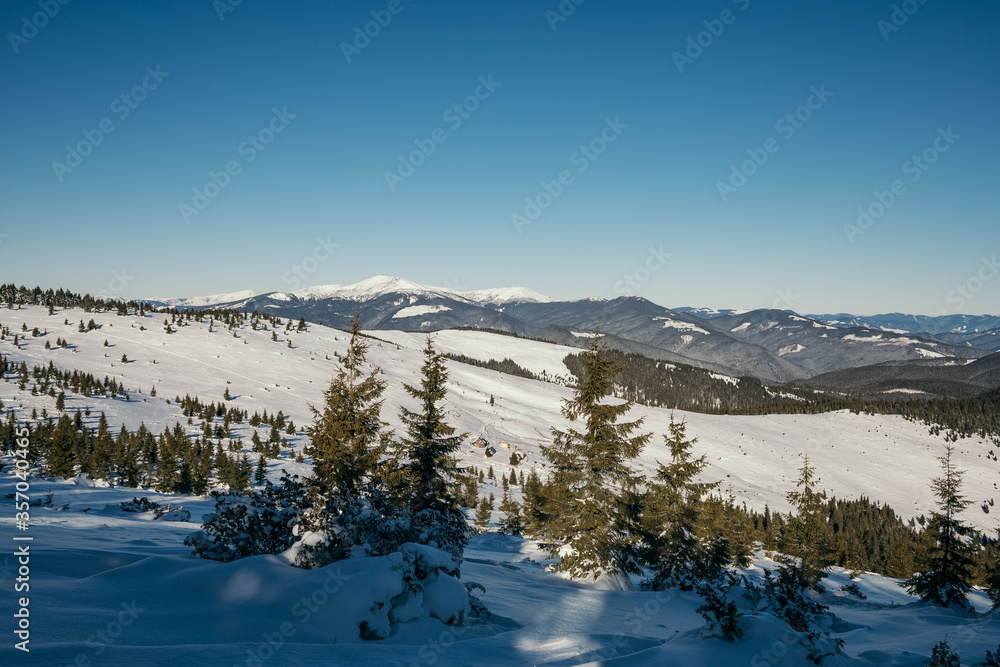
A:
[641,415,718,590]
[782,455,834,591]
[983,535,1000,610]
[904,443,975,607]
[474,495,492,533]
[498,489,524,536]
[254,455,267,486]
[396,332,467,518]
[534,330,651,585]
[306,312,389,498]
[45,414,77,477]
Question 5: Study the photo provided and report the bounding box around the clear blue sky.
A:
[2,0,998,315]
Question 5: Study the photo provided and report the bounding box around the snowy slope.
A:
[1,305,997,531]
[1,478,997,666]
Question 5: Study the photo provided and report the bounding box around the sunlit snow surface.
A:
[0,305,997,665]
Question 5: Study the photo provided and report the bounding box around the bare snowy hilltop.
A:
[1,291,998,665]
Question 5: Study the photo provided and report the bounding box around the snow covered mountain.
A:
[708,309,986,379]
[806,312,1000,336]
[146,277,996,385]
[149,275,552,311]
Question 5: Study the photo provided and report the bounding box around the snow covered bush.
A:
[185,473,306,562]
[291,498,469,570]
[337,542,488,641]
[408,507,469,562]
[926,640,960,667]
[741,567,845,664]
[153,503,190,521]
[291,490,412,568]
[981,644,1000,667]
[121,497,161,512]
[696,581,743,641]
[837,583,867,600]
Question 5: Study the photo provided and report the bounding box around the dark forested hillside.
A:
[562,349,1000,440]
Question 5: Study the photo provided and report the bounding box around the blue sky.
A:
[2,0,998,315]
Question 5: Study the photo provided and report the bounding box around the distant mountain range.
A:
[678,306,1000,340]
[795,352,1000,399]
[145,276,997,387]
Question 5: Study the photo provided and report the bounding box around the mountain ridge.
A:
[136,275,995,384]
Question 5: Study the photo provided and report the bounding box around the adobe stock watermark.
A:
[442,276,469,292]
[843,126,959,244]
[598,590,677,662]
[614,246,672,295]
[673,0,751,73]
[545,0,587,31]
[281,236,340,289]
[716,84,833,202]
[340,0,414,64]
[51,65,170,182]
[178,106,295,224]
[773,286,799,310]
[937,254,998,314]
[106,267,135,297]
[69,599,145,665]
[213,0,243,21]
[236,566,347,667]
[384,75,502,192]
[511,116,628,233]
[877,0,931,41]
[7,0,71,54]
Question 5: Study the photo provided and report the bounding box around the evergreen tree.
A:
[498,489,524,536]
[474,495,492,533]
[396,332,467,519]
[533,330,651,585]
[461,473,479,509]
[904,443,975,607]
[982,535,1000,610]
[254,455,267,486]
[926,641,960,667]
[306,312,389,498]
[88,412,115,480]
[782,455,834,591]
[641,415,718,590]
[45,414,77,477]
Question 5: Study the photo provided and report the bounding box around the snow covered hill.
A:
[2,305,996,530]
[1,304,998,664]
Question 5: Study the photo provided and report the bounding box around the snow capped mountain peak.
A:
[150,276,553,309]
[286,275,553,306]
[459,286,553,306]
[146,289,257,308]
[290,275,444,302]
